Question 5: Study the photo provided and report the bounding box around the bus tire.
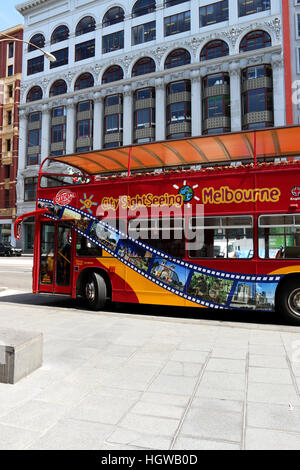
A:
[277,278,300,324]
[84,272,107,311]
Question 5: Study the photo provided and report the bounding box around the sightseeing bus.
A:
[14,126,300,323]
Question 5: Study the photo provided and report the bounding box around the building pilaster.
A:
[155,78,166,141]
[41,105,51,162]
[191,71,202,137]
[229,63,241,131]
[93,93,104,150]
[66,99,76,155]
[123,85,133,146]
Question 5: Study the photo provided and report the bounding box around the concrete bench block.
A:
[0,329,43,384]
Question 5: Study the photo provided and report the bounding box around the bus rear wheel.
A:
[84,272,107,311]
[277,278,300,324]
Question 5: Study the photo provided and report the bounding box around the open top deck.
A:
[46,126,300,176]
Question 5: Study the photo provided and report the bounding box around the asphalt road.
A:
[0,255,291,327]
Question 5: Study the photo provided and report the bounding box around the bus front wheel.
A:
[277,278,300,324]
[84,272,107,311]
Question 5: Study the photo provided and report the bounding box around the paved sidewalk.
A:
[0,300,300,450]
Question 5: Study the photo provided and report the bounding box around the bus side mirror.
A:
[16,221,22,240]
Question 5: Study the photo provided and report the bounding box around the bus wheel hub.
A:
[86,281,95,301]
[288,289,300,316]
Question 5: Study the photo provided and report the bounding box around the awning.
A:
[48,126,300,176]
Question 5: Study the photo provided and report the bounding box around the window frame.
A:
[258,214,300,260]
[24,177,38,201]
[102,30,124,54]
[164,11,191,37]
[75,39,95,62]
[75,16,96,36]
[27,56,44,75]
[200,40,229,61]
[200,0,229,27]
[188,215,254,260]
[132,21,156,45]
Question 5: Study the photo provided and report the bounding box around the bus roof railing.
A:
[45,126,300,176]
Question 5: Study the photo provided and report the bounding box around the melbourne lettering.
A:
[202,186,281,204]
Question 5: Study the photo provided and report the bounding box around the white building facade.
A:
[290,0,300,123]
[16,0,285,251]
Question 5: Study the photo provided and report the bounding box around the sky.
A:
[0,1,24,31]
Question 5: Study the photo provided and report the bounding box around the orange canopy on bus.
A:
[48,126,300,175]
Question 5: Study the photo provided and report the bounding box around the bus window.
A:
[188,216,253,259]
[76,233,102,257]
[128,218,185,258]
[40,174,90,188]
[258,214,300,259]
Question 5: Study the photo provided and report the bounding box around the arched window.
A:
[164,49,191,69]
[132,57,156,76]
[26,86,43,102]
[74,73,94,91]
[103,7,125,27]
[28,33,45,52]
[51,25,69,44]
[75,16,96,36]
[102,65,124,84]
[50,80,67,97]
[132,0,156,18]
[240,30,271,53]
[200,40,229,61]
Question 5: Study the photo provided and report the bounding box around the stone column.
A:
[66,99,76,154]
[191,71,202,137]
[123,85,133,146]
[155,78,166,141]
[229,63,241,132]
[124,14,132,54]
[16,110,27,213]
[18,110,28,171]
[191,0,199,34]
[229,0,238,25]
[155,2,165,42]
[93,93,104,150]
[41,105,51,162]
[272,55,285,126]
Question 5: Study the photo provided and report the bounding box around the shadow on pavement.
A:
[0,291,288,327]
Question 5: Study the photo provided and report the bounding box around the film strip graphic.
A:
[39,198,282,311]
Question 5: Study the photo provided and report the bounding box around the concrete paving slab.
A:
[247,382,300,406]
[248,367,293,385]
[247,402,300,433]
[173,436,240,450]
[107,427,172,450]
[161,361,203,377]
[206,358,246,374]
[180,404,243,443]
[249,354,289,369]
[148,373,198,396]
[119,412,180,437]
[0,423,39,450]
[169,350,209,363]
[130,401,185,420]
[26,418,114,450]
[66,395,137,425]
[0,399,67,433]
[245,427,300,450]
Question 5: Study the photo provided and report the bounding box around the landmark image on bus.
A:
[14,126,300,323]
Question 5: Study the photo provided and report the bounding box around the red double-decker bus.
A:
[15,126,300,323]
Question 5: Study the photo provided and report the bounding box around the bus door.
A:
[39,222,73,294]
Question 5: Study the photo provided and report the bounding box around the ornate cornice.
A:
[16,0,52,14]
